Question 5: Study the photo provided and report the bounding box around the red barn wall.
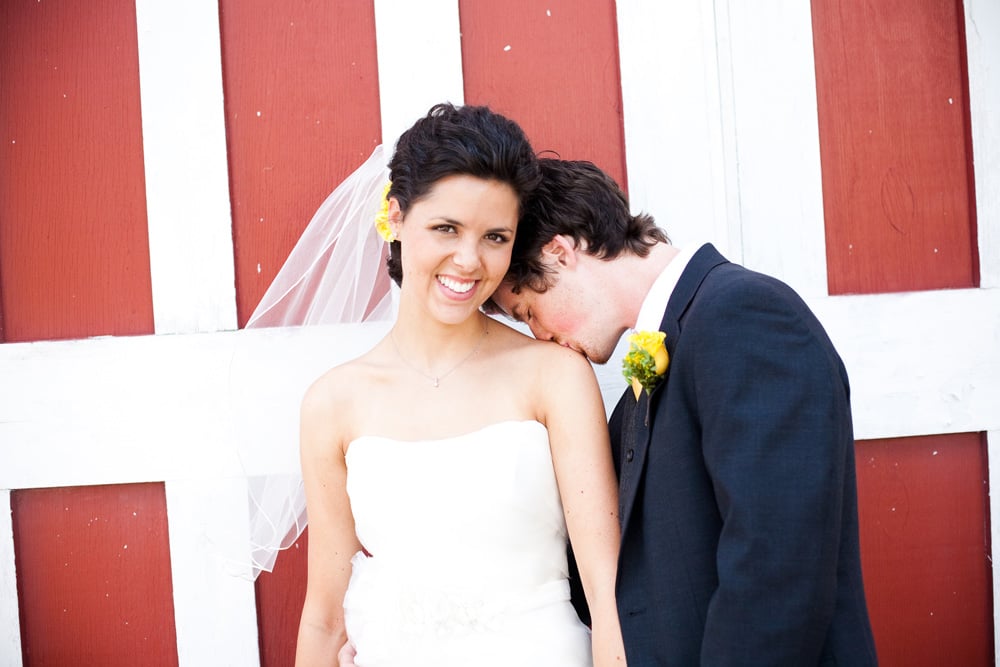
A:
[812,0,979,295]
[459,0,627,187]
[12,483,178,666]
[856,433,992,666]
[0,0,154,344]
[219,0,383,328]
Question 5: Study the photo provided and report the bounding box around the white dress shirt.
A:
[633,244,705,332]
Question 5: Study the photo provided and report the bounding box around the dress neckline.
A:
[346,419,545,453]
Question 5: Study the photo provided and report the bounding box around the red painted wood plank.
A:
[220,0,383,327]
[855,433,993,666]
[811,0,978,295]
[0,0,154,343]
[12,483,178,666]
[459,0,627,189]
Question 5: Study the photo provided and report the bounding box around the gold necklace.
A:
[389,320,489,388]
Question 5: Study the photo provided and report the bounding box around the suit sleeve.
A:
[690,275,853,665]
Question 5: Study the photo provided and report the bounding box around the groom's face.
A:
[491,276,620,365]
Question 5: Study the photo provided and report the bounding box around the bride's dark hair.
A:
[385,103,540,285]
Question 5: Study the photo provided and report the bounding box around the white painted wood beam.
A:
[0,491,23,667]
[962,6,1000,661]
[2,290,997,490]
[616,1,738,259]
[811,288,1000,440]
[374,0,465,151]
[722,1,829,299]
[165,478,260,667]
[988,430,1000,657]
[135,0,237,335]
[965,0,1000,289]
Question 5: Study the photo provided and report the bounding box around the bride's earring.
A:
[387,200,403,243]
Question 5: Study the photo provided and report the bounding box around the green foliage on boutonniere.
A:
[622,330,669,400]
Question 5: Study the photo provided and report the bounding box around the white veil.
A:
[247,144,393,329]
[243,144,393,577]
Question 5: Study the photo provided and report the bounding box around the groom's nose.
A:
[529,322,553,341]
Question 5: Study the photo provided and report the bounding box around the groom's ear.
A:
[541,235,578,269]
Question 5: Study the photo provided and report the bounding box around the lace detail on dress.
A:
[345,551,570,636]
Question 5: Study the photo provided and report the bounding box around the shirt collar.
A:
[634,243,704,332]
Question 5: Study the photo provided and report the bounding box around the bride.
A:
[291,103,624,666]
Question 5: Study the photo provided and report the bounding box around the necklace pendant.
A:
[389,322,488,391]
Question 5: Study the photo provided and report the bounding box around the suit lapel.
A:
[617,244,729,535]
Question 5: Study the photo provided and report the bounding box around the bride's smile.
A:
[437,274,477,295]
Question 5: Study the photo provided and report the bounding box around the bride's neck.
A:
[391,306,487,361]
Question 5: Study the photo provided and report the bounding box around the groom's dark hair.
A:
[385,102,541,286]
[500,158,669,294]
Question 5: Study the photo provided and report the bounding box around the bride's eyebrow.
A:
[428,216,462,226]
[429,217,514,235]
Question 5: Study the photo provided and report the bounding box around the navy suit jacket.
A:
[608,245,877,665]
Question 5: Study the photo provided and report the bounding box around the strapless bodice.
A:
[342,420,591,666]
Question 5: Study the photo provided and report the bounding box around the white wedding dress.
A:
[343,420,593,666]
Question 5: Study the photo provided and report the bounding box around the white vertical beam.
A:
[722,0,829,298]
[165,478,260,667]
[966,5,1000,660]
[616,0,738,258]
[0,491,23,666]
[374,0,465,151]
[964,0,1000,289]
[135,0,238,334]
[133,2,252,651]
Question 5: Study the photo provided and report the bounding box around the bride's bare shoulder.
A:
[301,344,392,427]
[489,319,593,376]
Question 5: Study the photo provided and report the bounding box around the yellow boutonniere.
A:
[374,181,394,242]
[622,330,669,400]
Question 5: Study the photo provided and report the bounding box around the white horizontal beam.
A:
[2,287,996,492]
[810,287,1000,440]
[0,322,389,490]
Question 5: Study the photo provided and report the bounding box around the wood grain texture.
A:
[12,483,178,666]
[0,0,154,342]
[856,433,993,666]
[812,0,978,294]
[459,0,627,188]
[220,0,383,327]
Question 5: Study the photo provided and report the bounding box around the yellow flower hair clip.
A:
[622,330,669,400]
[374,181,394,242]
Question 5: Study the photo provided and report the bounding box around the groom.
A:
[488,159,878,665]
